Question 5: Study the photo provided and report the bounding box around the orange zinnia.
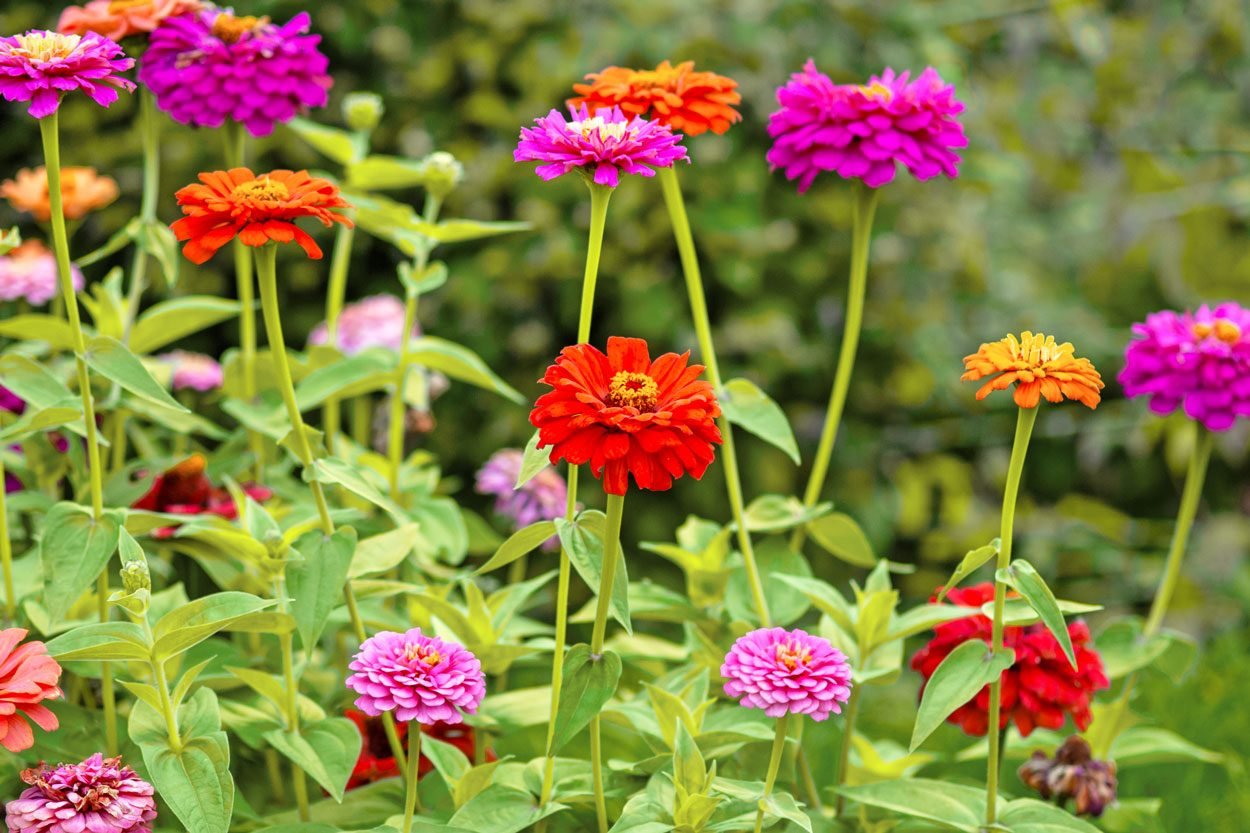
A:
[569,60,742,136]
[962,332,1103,409]
[1,166,118,221]
[171,168,352,264]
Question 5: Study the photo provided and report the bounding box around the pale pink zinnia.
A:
[307,294,417,355]
[5,753,157,833]
[0,240,84,306]
[157,350,223,392]
[767,61,967,192]
[721,627,852,721]
[0,30,135,119]
[0,628,62,753]
[346,629,486,725]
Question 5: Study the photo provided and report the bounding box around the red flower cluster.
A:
[909,583,1109,737]
[344,709,494,790]
[132,454,272,537]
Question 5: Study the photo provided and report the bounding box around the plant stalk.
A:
[589,490,625,833]
[754,713,792,833]
[123,88,161,342]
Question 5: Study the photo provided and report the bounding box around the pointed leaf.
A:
[83,336,188,411]
[406,336,523,404]
[0,314,77,350]
[997,560,1077,669]
[474,521,556,575]
[807,512,876,568]
[719,378,799,464]
[40,502,121,625]
[348,523,420,579]
[264,717,362,802]
[549,644,622,754]
[911,642,1015,752]
[515,429,550,487]
[286,527,358,653]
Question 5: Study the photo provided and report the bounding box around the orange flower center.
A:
[108,0,152,12]
[403,643,441,666]
[12,32,82,63]
[169,453,207,478]
[1193,319,1242,345]
[567,116,629,142]
[232,176,290,203]
[211,13,268,43]
[607,371,659,410]
[857,81,894,102]
[775,642,811,670]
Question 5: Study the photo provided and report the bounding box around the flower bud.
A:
[343,92,384,132]
[120,560,151,594]
[421,151,463,199]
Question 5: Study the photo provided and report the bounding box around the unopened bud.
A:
[421,151,463,199]
[120,560,151,594]
[343,92,384,132]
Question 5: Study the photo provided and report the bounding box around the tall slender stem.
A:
[152,658,182,752]
[123,88,161,341]
[833,684,862,816]
[754,713,792,833]
[791,185,881,552]
[275,575,310,820]
[589,490,625,833]
[321,221,357,454]
[0,455,14,621]
[401,725,423,831]
[985,405,1037,827]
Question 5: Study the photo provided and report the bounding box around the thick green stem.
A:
[401,726,423,831]
[791,186,881,552]
[833,684,862,816]
[123,89,160,341]
[754,713,792,833]
[589,490,625,833]
[0,455,13,621]
[985,406,1037,827]
[275,576,310,820]
[321,222,357,454]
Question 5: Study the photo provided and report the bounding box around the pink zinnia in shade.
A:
[0,240,83,306]
[5,753,157,833]
[346,629,486,725]
[307,294,418,355]
[767,61,967,192]
[475,448,569,548]
[157,350,223,392]
[0,628,62,753]
[514,104,688,187]
[138,10,331,137]
[1119,302,1250,432]
[721,627,852,721]
[0,30,135,119]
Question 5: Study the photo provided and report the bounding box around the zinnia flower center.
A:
[607,371,659,410]
[403,642,441,666]
[858,81,894,101]
[567,116,629,142]
[232,176,290,202]
[12,32,82,63]
[169,453,207,478]
[775,641,812,670]
[211,13,268,44]
[108,0,152,12]
[1193,319,1242,345]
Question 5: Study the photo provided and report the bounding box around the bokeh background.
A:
[2,1,1249,829]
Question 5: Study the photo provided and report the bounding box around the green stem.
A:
[275,575,310,820]
[0,455,13,622]
[754,713,792,833]
[834,684,862,817]
[152,657,182,753]
[123,88,160,342]
[39,110,117,756]
[352,395,371,448]
[321,221,356,455]
[791,185,881,552]
[589,490,625,833]
[224,123,264,480]
[402,725,423,831]
[985,405,1038,827]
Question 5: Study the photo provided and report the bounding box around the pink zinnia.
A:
[0,30,135,119]
[157,350,223,392]
[138,10,331,137]
[475,448,569,548]
[1119,303,1250,432]
[0,628,62,753]
[514,104,688,187]
[5,753,157,833]
[721,627,852,721]
[307,294,417,355]
[0,241,83,306]
[346,629,486,725]
[767,61,967,192]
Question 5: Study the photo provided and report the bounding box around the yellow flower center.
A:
[108,0,152,12]
[1193,319,1242,345]
[403,643,441,666]
[567,116,629,142]
[12,32,82,63]
[607,371,659,410]
[1004,332,1071,368]
[211,13,268,44]
[775,642,811,671]
[232,176,290,202]
[858,81,894,102]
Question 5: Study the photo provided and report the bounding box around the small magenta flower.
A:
[1119,302,1250,432]
[0,30,135,118]
[0,240,83,306]
[476,448,568,546]
[307,294,418,355]
[514,104,688,187]
[346,629,486,725]
[767,61,967,192]
[5,753,157,833]
[721,627,852,721]
[157,350,223,392]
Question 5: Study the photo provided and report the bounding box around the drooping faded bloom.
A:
[138,10,331,137]
[962,331,1103,409]
[5,753,157,833]
[514,105,688,187]
[0,240,84,306]
[721,627,852,721]
[307,294,418,355]
[0,30,134,118]
[767,61,966,192]
[1119,302,1250,432]
[475,448,568,545]
[58,0,205,42]
[1018,736,1117,817]
[157,350,223,392]
[346,629,486,725]
[132,454,272,537]
[0,628,62,753]
[569,60,741,136]
[2,166,119,221]
[530,337,722,495]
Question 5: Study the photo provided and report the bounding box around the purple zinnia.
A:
[5,753,157,833]
[308,294,417,355]
[138,10,331,137]
[1119,302,1250,432]
[0,30,134,119]
[157,349,222,392]
[514,104,688,187]
[721,627,853,721]
[475,448,568,547]
[0,241,83,306]
[346,629,486,725]
[767,61,967,192]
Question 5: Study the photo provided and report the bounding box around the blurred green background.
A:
[2,0,1248,829]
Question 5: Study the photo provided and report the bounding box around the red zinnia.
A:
[909,583,1109,737]
[343,709,494,791]
[530,337,722,495]
[132,454,272,537]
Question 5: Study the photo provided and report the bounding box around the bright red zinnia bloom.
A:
[343,709,495,791]
[530,337,722,495]
[909,583,1109,737]
[132,454,272,538]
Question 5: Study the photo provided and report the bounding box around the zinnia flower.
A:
[568,60,741,136]
[475,448,568,547]
[5,753,156,833]
[1118,302,1250,432]
[909,583,1109,737]
[767,61,966,192]
[57,0,205,42]
[514,104,688,187]
[132,454,271,537]
[346,629,486,725]
[2,166,119,222]
[962,331,1103,409]
[0,30,134,119]
[1018,736,1117,818]
[0,240,84,306]
[157,350,222,392]
[0,628,62,753]
[530,336,722,495]
[721,627,852,721]
[138,9,331,137]
[307,294,418,355]
[344,709,495,790]
[170,168,352,264]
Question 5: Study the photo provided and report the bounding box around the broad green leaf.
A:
[557,513,630,634]
[125,396,228,440]
[226,666,286,713]
[999,798,1103,832]
[0,314,76,350]
[774,574,855,633]
[83,336,188,412]
[937,541,1000,601]
[997,560,1077,668]
[886,603,980,643]
[0,355,90,438]
[420,733,471,790]
[719,377,800,464]
[40,502,121,624]
[138,220,181,292]
[448,785,564,833]
[348,523,420,579]
[837,777,986,832]
[549,644,622,754]
[725,537,812,627]
[286,527,358,654]
[991,597,1102,627]
[131,297,241,355]
[474,521,556,574]
[347,154,429,190]
[742,494,830,533]
[264,717,362,802]
[0,403,81,444]
[759,791,812,833]
[911,642,1015,752]
[410,219,530,244]
[515,429,550,487]
[672,721,706,797]
[311,457,405,521]
[1095,617,1196,682]
[408,495,468,565]
[295,349,396,410]
[46,621,151,661]
[453,760,505,809]
[807,512,876,568]
[406,337,524,404]
[1109,726,1222,766]
[151,591,274,660]
[287,116,364,165]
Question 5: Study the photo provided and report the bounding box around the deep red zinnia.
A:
[529,337,722,495]
[132,454,272,537]
[343,709,494,791]
[909,583,1109,737]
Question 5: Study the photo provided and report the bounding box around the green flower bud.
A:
[120,560,151,594]
[421,151,464,199]
[343,92,385,132]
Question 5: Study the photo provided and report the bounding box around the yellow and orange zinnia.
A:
[171,168,352,265]
[569,60,741,136]
[1,166,118,222]
[962,332,1103,409]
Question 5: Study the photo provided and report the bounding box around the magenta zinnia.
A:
[721,627,853,721]
[307,294,418,355]
[767,61,966,192]
[346,629,486,725]
[0,30,134,119]
[514,104,688,187]
[476,448,569,547]
[1119,302,1250,432]
[5,753,156,833]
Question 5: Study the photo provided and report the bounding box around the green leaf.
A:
[410,219,531,244]
[287,527,358,654]
[138,219,181,292]
[287,117,364,165]
[991,597,1103,627]
[0,314,77,350]
[474,521,556,574]
[726,536,813,627]
[774,574,855,633]
[1109,726,1223,766]
[398,260,448,297]
[807,512,876,568]
[516,429,550,487]
[999,798,1104,833]
[719,378,799,464]
[76,217,139,267]
[347,154,429,190]
[310,457,406,521]
[420,732,471,789]
[0,403,82,444]
[448,785,564,833]
[997,560,1077,669]
[0,226,20,255]
[759,791,812,833]
[264,717,362,802]
[46,621,152,661]
[910,642,1015,752]
[1095,617,1195,681]
[151,591,274,660]
[741,494,830,533]
[295,349,396,410]
[83,336,188,412]
[40,502,121,625]
[549,644,622,754]
[937,541,1000,601]
[131,297,241,355]
[672,721,706,796]
[226,666,286,713]
[0,355,90,438]
[886,603,981,643]
[348,523,420,579]
[557,513,630,634]
[406,336,524,404]
[837,777,987,832]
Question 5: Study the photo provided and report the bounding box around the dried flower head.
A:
[569,60,741,136]
[0,30,134,118]
[515,104,688,187]
[5,753,157,833]
[346,629,486,725]
[1019,736,1117,817]
[962,331,1103,409]
[2,166,119,222]
[721,627,853,721]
